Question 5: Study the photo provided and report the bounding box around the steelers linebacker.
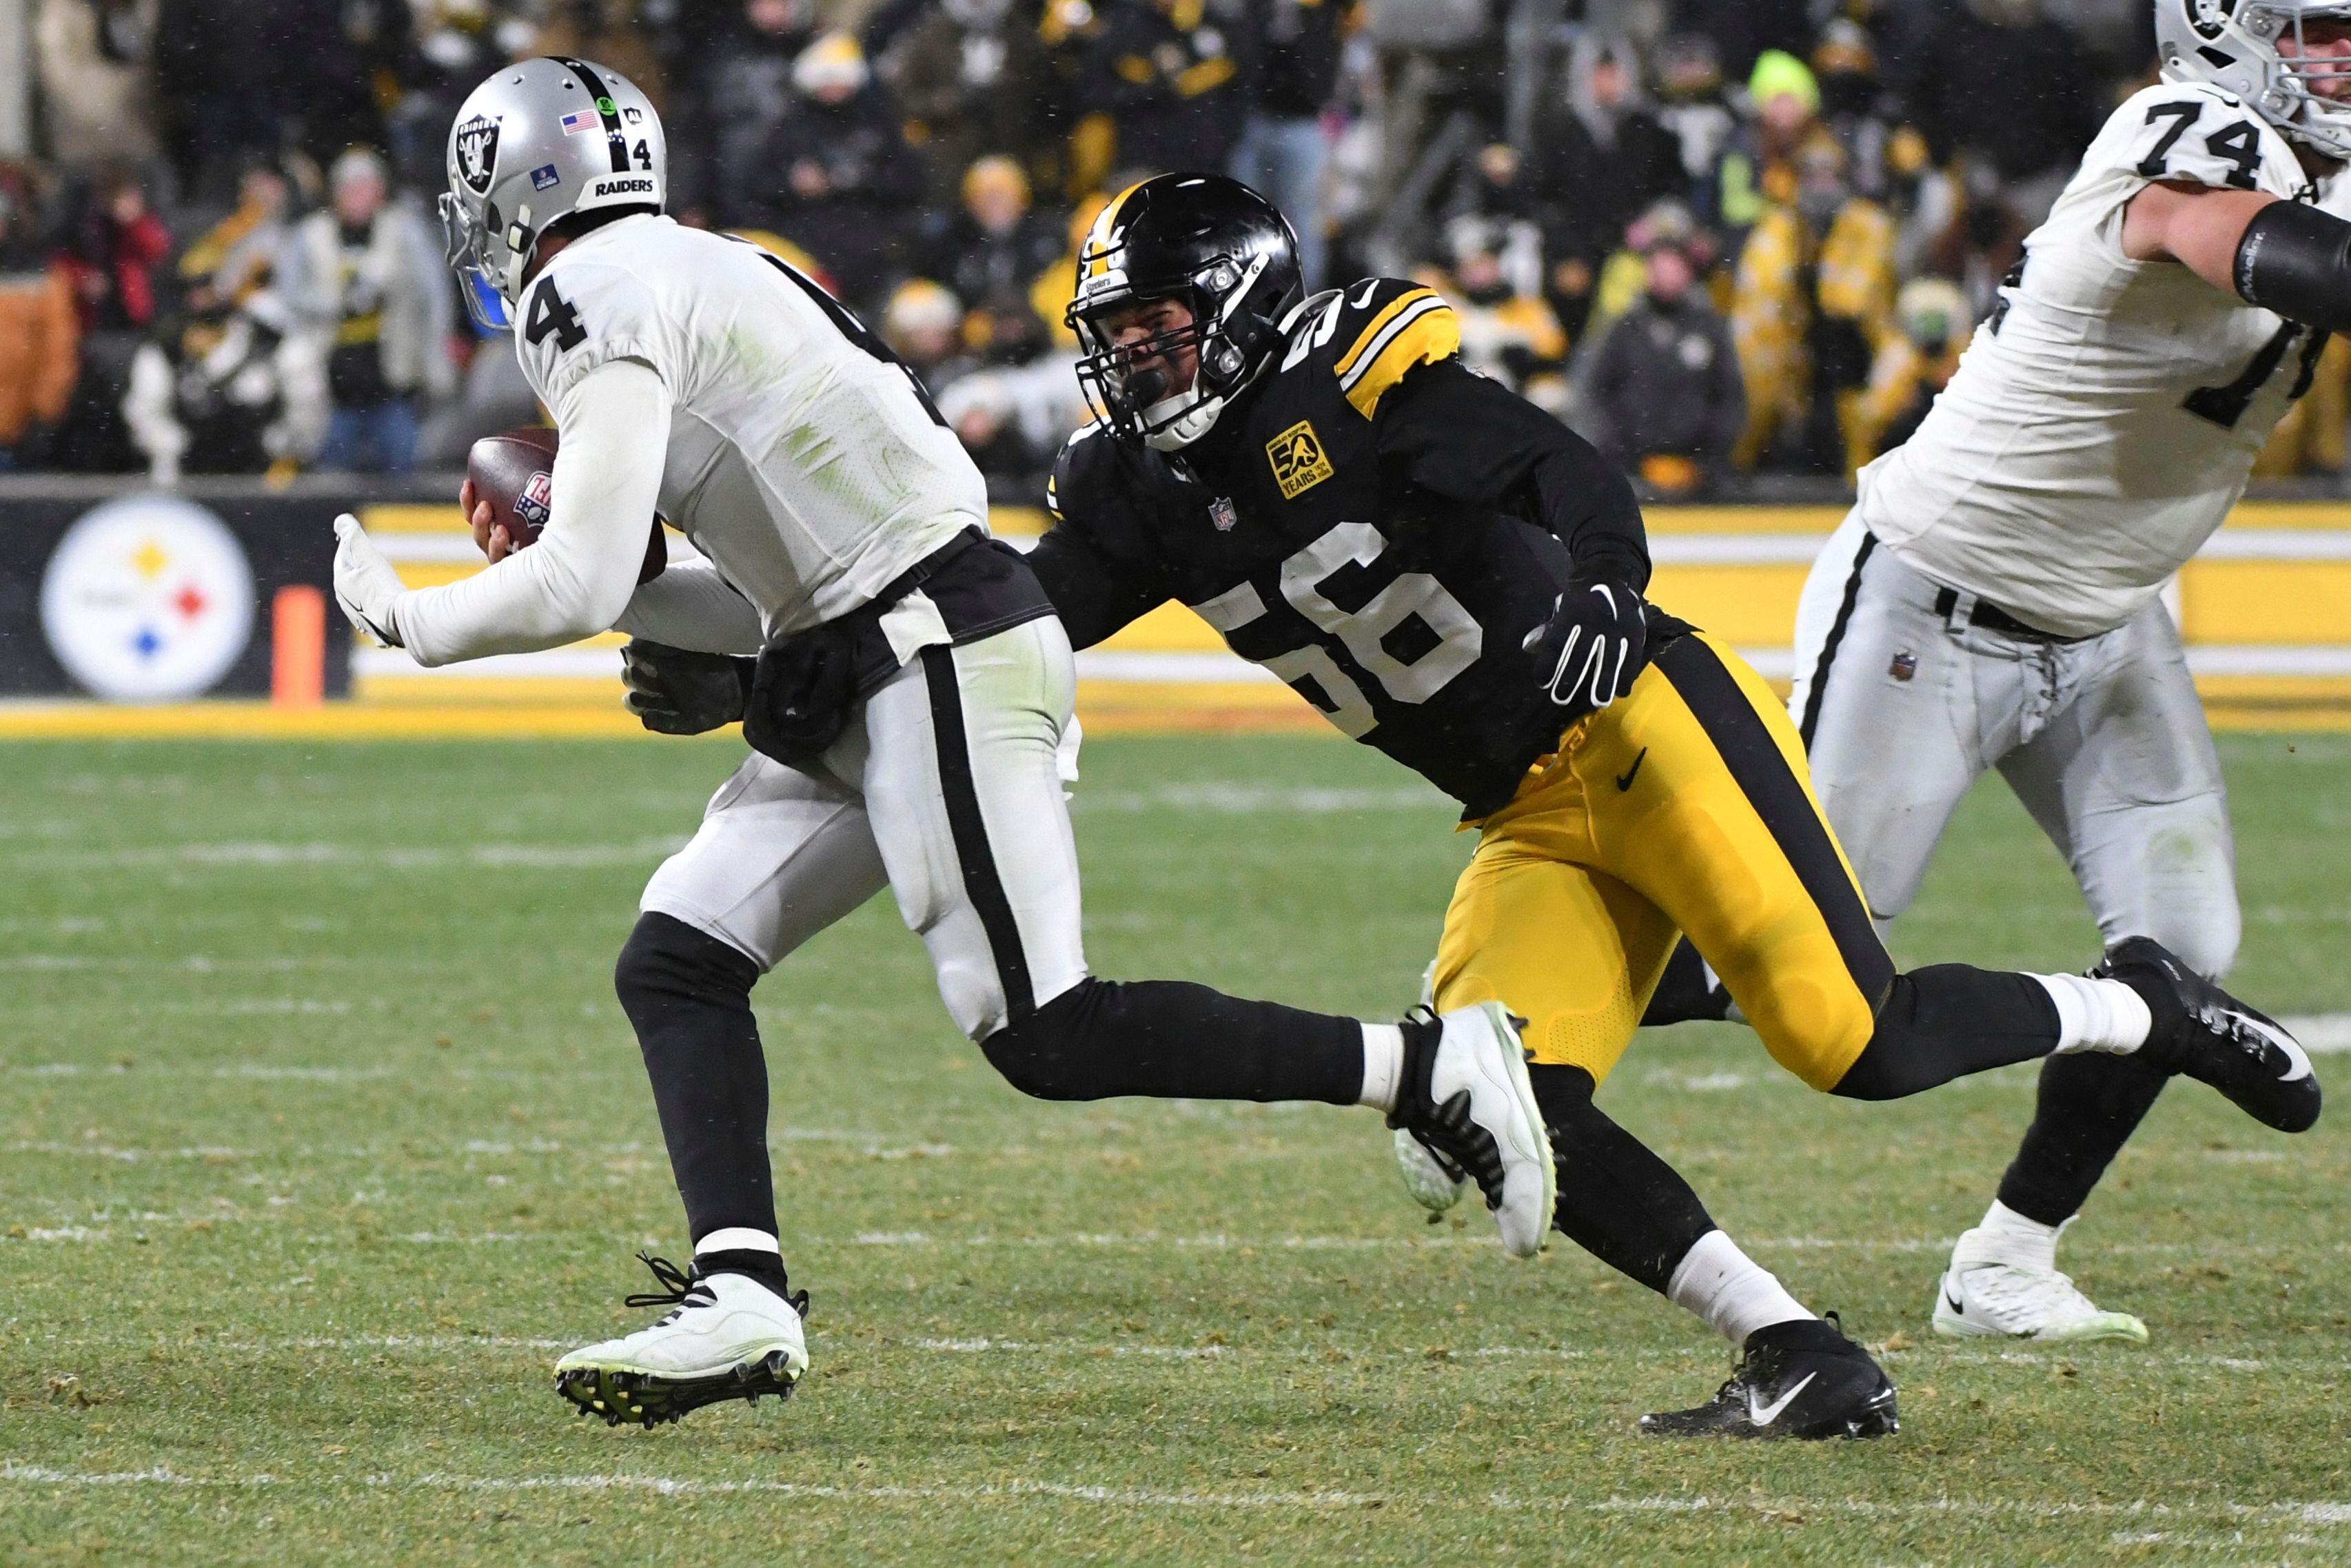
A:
[1787,0,2351,1344]
[1026,174,2319,1437]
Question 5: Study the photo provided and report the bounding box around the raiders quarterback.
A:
[1789,0,2351,1345]
[631,173,2317,1438]
[329,59,1561,1429]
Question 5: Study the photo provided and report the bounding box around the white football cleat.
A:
[1393,1126,1469,1212]
[556,1254,811,1426]
[1388,1001,1554,1256]
[1931,1247,2148,1345]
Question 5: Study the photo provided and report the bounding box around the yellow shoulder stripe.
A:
[1341,300,1461,419]
[1333,287,1439,378]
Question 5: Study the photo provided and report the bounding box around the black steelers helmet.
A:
[1066,174,1305,450]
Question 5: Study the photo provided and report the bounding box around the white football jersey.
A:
[1856,81,2350,638]
[515,215,986,638]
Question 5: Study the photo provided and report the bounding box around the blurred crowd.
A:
[3,0,2345,502]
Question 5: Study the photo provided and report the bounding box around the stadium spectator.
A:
[928,156,1063,366]
[1423,214,1566,416]
[1227,0,1343,291]
[287,149,453,475]
[0,180,80,471]
[64,167,168,334]
[1529,35,1682,341]
[33,0,160,170]
[123,289,325,482]
[1843,274,1971,471]
[671,0,821,229]
[882,278,974,390]
[1082,0,1249,181]
[884,0,1052,207]
[1651,34,1737,225]
[150,0,390,201]
[175,156,306,312]
[937,371,1048,501]
[727,32,922,303]
[1574,205,1743,500]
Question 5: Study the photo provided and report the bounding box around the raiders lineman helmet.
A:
[1067,174,1305,450]
[2157,0,2351,159]
[441,57,666,332]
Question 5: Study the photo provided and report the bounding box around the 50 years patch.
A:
[1266,420,1334,500]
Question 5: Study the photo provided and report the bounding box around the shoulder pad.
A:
[1282,278,1462,419]
[1046,419,1113,523]
[2100,81,2301,196]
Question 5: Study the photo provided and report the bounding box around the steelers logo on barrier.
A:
[40,495,256,702]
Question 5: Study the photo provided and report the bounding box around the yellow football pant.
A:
[1432,633,1897,1092]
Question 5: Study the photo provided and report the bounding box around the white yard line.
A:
[0,1462,2345,1526]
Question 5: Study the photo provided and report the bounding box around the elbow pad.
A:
[2234,199,2351,334]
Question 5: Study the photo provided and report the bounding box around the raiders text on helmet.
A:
[1066,174,1305,450]
[2156,0,2351,159]
[440,57,667,332]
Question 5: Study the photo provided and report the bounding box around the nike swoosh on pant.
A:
[1747,1370,1818,1427]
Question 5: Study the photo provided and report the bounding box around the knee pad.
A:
[977,977,1102,1101]
[615,912,761,1017]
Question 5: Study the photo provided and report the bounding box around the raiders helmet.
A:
[1066,174,1305,451]
[2156,0,2351,159]
[440,57,666,332]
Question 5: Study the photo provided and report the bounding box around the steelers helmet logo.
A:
[1267,419,1335,500]
[40,495,256,702]
[455,114,502,195]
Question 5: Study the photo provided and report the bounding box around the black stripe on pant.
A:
[1797,531,1877,747]
[921,644,1036,1025]
[1653,635,1897,1012]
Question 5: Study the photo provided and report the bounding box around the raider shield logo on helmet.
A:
[455,115,500,195]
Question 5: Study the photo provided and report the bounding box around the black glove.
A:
[1523,578,1648,720]
[620,640,754,735]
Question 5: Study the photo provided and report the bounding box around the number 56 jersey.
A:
[1035,279,1675,817]
[1858,80,2351,638]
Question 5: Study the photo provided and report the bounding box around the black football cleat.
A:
[2099,936,2320,1134]
[1639,1316,1898,1440]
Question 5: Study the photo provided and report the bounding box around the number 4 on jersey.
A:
[525,276,588,352]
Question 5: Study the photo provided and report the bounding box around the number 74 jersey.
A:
[1856,79,2351,638]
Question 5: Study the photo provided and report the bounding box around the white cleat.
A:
[1388,1001,1555,1257]
[1931,1248,2149,1345]
[555,1254,811,1426]
[1393,1126,1469,1213]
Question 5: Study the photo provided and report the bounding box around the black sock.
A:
[978,976,1366,1103]
[1639,938,1733,1027]
[1994,1050,2172,1226]
[1533,1064,1718,1294]
[614,913,778,1244]
[1830,965,2060,1100]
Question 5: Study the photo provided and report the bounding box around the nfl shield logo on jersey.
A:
[1209,496,1238,532]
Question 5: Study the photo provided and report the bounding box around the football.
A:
[465,425,667,584]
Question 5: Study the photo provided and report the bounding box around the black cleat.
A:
[1639,1316,1898,1440]
[2099,936,2320,1133]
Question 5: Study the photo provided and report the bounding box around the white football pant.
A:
[1789,511,2239,979]
[640,617,1088,1040]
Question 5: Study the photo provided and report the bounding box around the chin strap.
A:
[1141,390,1228,451]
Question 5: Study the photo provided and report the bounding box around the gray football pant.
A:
[1789,511,2239,979]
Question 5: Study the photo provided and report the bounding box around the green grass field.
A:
[2,731,2347,1566]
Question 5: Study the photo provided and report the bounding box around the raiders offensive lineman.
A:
[329,60,1558,1428]
[1789,0,2351,1343]
[631,174,2317,1438]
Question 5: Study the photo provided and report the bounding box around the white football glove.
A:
[332,513,407,649]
